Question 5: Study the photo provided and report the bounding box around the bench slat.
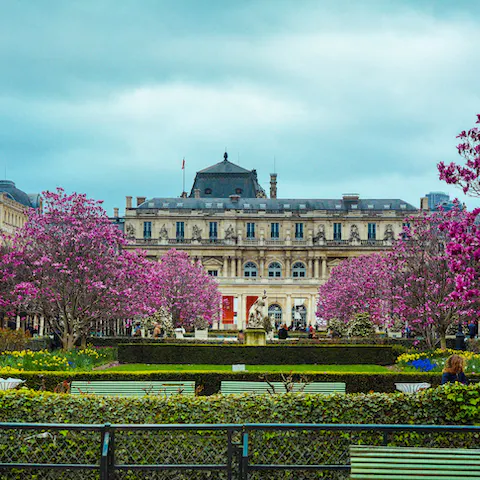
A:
[220,381,345,394]
[351,445,480,479]
[71,381,195,397]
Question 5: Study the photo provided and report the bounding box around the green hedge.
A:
[12,370,472,396]
[118,343,398,365]
[0,383,479,425]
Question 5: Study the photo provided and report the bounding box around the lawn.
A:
[107,364,390,373]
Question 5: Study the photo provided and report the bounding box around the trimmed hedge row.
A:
[118,343,399,365]
[12,370,473,396]
[0,383,479,425]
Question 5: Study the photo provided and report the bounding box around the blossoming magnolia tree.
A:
[438,114,480,196]
[390,211,476,349]
[0,189,155,349]
[150,249,221,329]
[316,253,392,328]
[437,114,480,301]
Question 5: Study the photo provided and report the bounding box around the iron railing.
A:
[0,422,478,479]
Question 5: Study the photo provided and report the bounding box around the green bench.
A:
[350,445,480,479]
[70,381,195,397]
[220,381,345,394]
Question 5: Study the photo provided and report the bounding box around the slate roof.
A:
[189,153,266,198]
[138,197,417,212]
[0,180,33,207]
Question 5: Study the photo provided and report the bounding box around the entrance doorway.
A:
[292,305,307,330]
[268,304,283,328]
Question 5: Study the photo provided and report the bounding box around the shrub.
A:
[118,344,397,365]
[0,328,30,352]
[347,313,375,338]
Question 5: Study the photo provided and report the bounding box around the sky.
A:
[1,0,479,215]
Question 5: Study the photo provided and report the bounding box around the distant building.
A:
[425,191,451,211]
[119,152,419,330]
[0,180,41,235]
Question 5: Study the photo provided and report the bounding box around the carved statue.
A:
[192,225,202,242]
[313,225,326,244]
[247,291,269,329]
[225,225,236,241]
[349,224,360,242]
[384,224,395,241]
[126,224,136,239]
[159,224,168,241]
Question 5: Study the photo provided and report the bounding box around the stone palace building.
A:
[120,153,420,330]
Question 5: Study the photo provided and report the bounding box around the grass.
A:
[107,364,390,373]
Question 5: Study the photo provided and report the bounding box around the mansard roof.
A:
[138,197,417,212]
[0,180,34,207]
[189,152,266,198]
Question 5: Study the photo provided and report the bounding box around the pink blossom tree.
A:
[0,189,155,349]
[316,253,392,327]
[150,249,221,328]
[390,211,476,349]
[438,114,480,196]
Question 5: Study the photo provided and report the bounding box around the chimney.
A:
[113,207,119,218]
[194,188,201,199]
[420,197,429,210]
[126,196,132,209]
[270,173,277,199]
[136,196,146,206]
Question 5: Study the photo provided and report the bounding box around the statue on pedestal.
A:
[192,225,202,243]
[247,291,270,330]
[159,224,168,244]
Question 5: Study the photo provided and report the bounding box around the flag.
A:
[182,158,185,170]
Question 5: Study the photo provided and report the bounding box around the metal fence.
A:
[0,422,479,479]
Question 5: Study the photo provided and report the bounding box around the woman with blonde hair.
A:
[441,354,469,385]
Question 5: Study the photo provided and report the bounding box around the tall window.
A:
[208,270,218,277]
[368,223,376,240]
[244,262,258,278]
[295,223,304,239]
[333,223,342,240]
[143,221,152,239]
[268,262,282,278]
[176,221,185,240]
[271,223,280,239]
[292,262,306,278]
[209,222,218,240]
[402,222,411,240]
[246,222,255,239]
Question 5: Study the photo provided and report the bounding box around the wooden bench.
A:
[70,381,195,397]
[220,381,345,395]
[350,445,480,479]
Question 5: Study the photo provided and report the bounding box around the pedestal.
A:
[195,328,209,340]
[245,328,266,346]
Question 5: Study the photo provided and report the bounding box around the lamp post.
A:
[455,322,465,351]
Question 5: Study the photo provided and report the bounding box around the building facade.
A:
[0,180,41,235]
[121,154,418,329]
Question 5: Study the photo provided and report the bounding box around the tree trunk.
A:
[80,335,87,349]
[440,333,447,350]
[63,333,76,351]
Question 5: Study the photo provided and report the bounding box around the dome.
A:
[0,180,33,207]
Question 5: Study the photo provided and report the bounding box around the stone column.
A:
[39,316,45,337]
[314,258,320,278]
[286,294,292,327]
[223,256,229,277]
[237,294,244,330]
[308,259,313,278]
[16,315,20,331]
[322,257,327,279]
[308,295,314,326]
[259,252,265,277]
[285,256,291,278]
[237,257,242,277]
[230,257,236,277]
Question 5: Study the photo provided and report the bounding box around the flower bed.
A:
[396,349,480,373]
[0,348,115,372]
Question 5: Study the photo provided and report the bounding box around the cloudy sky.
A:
[1,0,479,214]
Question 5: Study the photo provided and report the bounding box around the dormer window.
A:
[204,188,212,195]
[235,188,243,195]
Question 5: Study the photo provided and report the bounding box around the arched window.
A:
[292,262,306,278]
[204,188,212,195]
[244,261,258,278]
[268,304,283,326]
[268,262,282,278]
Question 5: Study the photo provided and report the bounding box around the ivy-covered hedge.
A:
[1,383,479,425]
[12,370,474,396]
[118,343,398,365]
